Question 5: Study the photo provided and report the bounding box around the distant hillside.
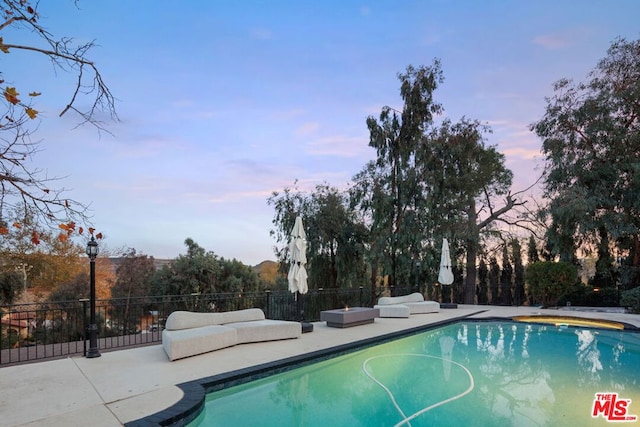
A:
[253,260,281,284]
[108,257,174,272]
[108,257,282,284]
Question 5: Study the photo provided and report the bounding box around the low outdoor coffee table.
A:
[320,307,380,328]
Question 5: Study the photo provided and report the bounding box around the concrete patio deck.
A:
[1,305,638,427]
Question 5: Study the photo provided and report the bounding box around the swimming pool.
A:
[187,321,640,426]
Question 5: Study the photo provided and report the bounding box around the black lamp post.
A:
[86,236,101,358]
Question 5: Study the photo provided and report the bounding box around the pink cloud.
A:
[306,135,372,158]
[296,122,320,136]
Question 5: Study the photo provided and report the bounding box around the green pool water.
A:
[188,321,640,426]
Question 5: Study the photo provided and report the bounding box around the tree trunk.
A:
[464,193,519,304]
[464,199,478,304]
[464,240,477,304]
[330,244,338,288]
[633,236,640,289]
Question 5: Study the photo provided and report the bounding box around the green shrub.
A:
[557,283,591,306]
[559,286,619,307]
[621,286,640,314]
[526,261,578,307]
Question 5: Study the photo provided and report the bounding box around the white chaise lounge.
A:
[162,308,301,361]
[374,292,440,317]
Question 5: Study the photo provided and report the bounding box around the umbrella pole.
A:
[296,291,313,333]
[296,291,302,322]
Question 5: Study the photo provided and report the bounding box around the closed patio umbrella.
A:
[288,216,308,294]
[438,238,454,285]
[438,238,457,308]
[288,216,312,332]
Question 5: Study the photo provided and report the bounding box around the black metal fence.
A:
[0,286,410,366]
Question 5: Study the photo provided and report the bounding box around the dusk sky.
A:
[6,1,640,265]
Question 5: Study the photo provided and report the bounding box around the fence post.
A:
[265,290,271,318]
[80,298,89,357]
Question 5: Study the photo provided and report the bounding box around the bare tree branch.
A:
[0,1,116,233]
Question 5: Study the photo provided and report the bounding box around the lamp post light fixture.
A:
[85,236,101,358]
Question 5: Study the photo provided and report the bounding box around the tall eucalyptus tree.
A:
[421,118,522,303]
[532,37,640,288]
[352,62,444,289]
[352,62,526,302]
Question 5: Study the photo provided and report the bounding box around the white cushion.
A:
[228,319,301,343]
[377,292,425,306]
[219,308,265,324]
[374,304,411,318]
[405,301,439,314]
[162,325,237,361]
[164,311,224,330]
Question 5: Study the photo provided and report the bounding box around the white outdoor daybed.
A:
[374,292,440,317]
[162,308,302,361]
